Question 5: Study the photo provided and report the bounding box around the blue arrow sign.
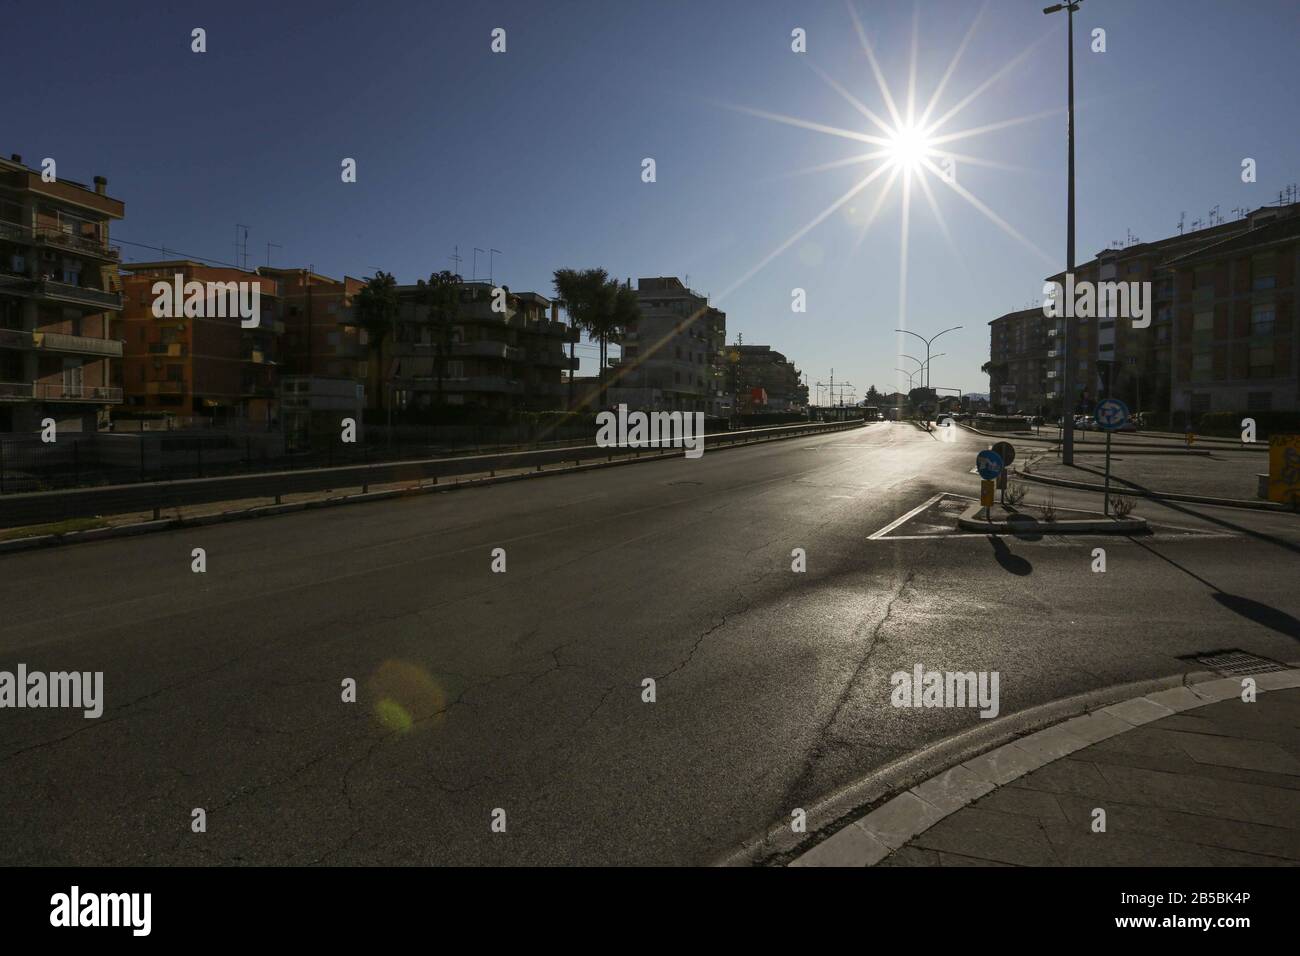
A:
[976,449,1004,481]
[1095,397,1130,432]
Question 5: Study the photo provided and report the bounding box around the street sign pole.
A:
[1104,429,1112,516]
[1094,397,1128,517]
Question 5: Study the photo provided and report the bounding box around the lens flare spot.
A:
[367,660,447,734]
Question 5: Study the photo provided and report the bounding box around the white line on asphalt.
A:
[867,492,946,539]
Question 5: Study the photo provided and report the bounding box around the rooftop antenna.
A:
[265,241,281,267]
[449,244,462,277]
[1210,204,1221,226]
[235,224,250,271]
[489,249,501,285]
[472,247,485,282]
[1177,211,1185,235]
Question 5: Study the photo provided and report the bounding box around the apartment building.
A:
[613,277,727,415]
[1164,205,1299,420]
[117,261,282,426]
[731,344,808,412]
[379,281,578,414]
[0,153,124,432]
[986,308,1050,415]
[261,267,368,381]
[1041,211,1270,417]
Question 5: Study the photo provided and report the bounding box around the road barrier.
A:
[0,418,865,528]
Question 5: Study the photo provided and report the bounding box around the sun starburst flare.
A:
[714,0,1061,382]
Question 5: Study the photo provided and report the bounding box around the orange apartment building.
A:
[0,153,125,433]
[117,260,283,426]
[260,267,368,380]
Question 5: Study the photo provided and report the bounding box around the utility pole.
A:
[1044,0,1081,464]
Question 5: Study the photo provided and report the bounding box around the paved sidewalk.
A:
[878,686,1300,867]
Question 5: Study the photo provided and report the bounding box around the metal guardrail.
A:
[0,418,865,528]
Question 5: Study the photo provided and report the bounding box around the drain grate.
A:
[1182,649,1289,676]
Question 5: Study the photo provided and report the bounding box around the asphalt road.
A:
[2,422,1297,865]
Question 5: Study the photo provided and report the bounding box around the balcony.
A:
[452,340,526,361]
[529,350,579,368]
[35,330,124,357]
[0,381,123,403]
[145,382,186,396]
[0,327,124,357]
[446,375,524,395]
[148,342,187,357]
[31,278,123,312]
[0,221,121,260]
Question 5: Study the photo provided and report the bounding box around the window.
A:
[1247,391,1272,412]
[1249,346,1273,378]
[1251,304,1275,337]
[1252,252,1276,290]
[1190,393,1211,418]
[1191,352,1212,382]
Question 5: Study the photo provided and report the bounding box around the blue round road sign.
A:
[1095,397,1130,432]
[975,449,1004,480]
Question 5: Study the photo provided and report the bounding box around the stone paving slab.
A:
[885,689,1300,866]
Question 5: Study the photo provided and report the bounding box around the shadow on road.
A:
[987,535,1032,575]
[1212,593,1300,641]
[1129,536,1300,643]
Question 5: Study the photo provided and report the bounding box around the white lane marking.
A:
[867,492,946,539]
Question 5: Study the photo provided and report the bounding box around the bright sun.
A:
[885,123,933,170]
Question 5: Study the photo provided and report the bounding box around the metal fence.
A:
[0,418,866,528]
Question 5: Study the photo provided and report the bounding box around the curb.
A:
[0,422,863,556]
[718,668,1230,866]
[1011,467,1289,512]
[788,667,1300,867]
[955,502,1147,534]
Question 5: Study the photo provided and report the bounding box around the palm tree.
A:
[595,279,639,407]
[552,268,607,409]
[355,271,400,429]
[420,270,461,407]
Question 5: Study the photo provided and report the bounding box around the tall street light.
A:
[896,326,962,410]
[1045,0,1081,464]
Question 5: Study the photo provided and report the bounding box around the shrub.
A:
[1039,493,1057,523]
[1005,481,1027,506]
[1111,495,1136,518]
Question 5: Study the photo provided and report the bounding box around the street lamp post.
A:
[1044,0,1081,465]
[897,327,962,416]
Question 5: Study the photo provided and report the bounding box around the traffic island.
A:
[957,501,1148,535]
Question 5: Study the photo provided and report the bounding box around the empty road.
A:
[2,422,1297,865]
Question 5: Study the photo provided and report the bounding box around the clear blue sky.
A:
[8,0,1297,397]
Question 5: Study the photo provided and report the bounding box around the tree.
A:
[355,271,400,427]
[552,268,608,409]
[419,270,461,407]
[602,280,641,406]
[355,270,399,350]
